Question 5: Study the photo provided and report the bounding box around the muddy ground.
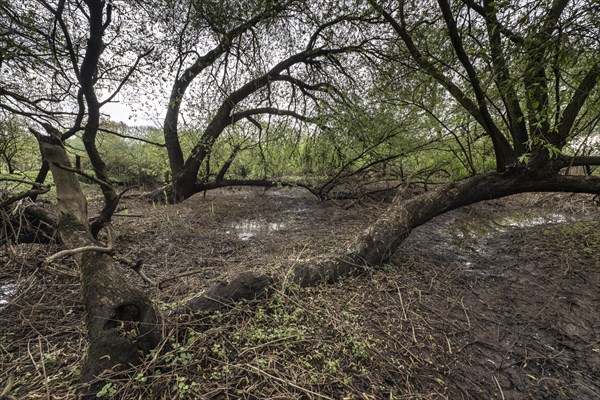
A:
[1,188,599,399]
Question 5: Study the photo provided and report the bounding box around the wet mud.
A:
[392,195,600,399]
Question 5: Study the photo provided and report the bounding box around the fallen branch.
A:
[0,374,16,400]
[158,264,209,289]
[45,245,113,264]
[244,364,334,400]
[44,225,115,264]
[132,261,156,286]
[0,186,50,209]
[114,256,157,286]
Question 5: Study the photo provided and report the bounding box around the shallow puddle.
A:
[0,281,16,306]
[450,211,580,276]
[493,213,569,229]
[228,220,286,241]
[454,211,573,241]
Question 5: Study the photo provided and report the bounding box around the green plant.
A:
[164,339,194,366]
[96,382,117,398]
[134,372,147,384]
[173,376,199,396]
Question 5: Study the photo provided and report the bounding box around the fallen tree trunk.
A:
[342,168,600,266]
[35,133,162,396]
[186,168,600,312]
[0,196,58,245]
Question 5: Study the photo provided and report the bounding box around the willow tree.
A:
[342,0,600,266]
[142,0,377,202]
[1,0,162,394]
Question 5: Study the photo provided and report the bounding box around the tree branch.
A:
[98,127,166,147]
[437,0,514,165]
[229,107,312,126]
[557,61,600,146]
[368,0,515,169]
[53,163,113,191]
[566,155,600,167]
[100,47,153,106]
[462,0,524,43]
[0,186,50,209]
[481,0,528,154]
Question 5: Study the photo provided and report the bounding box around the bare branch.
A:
[98,127,166,147]
[44,225,115,264]
[557,61,600,145]
[0,186,50,209]
[100,47,154,106]
[229,107,313,126]
[462,0,524,43]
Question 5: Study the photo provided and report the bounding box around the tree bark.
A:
[29,160,50,202]
[35,134,162,396]
[79,0,119,237]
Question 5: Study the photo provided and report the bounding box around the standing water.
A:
[228,219,286,241]
[0,281,16,306]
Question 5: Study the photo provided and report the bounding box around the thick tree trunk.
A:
[187,168,600,311]
[36,134,162,396]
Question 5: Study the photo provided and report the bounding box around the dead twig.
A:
[244,364,334,400]
[38,337,50,400]
[44,245,113,264]
[44,225,114,264]
[0,374,16,400]
[158,263,209,289]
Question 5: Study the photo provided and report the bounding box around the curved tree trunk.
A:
[341,168,600,266]
[29,160,50,202]
[35,134,162,396]
[187,168,600,311]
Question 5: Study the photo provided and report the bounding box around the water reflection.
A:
[0,282,16,306]
[451,211,579,276]
[227,220,286,241]
[494,213,568,228]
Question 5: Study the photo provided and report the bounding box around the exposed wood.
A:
[44,224,113,264]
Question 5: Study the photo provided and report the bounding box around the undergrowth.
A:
[89,288,388,399]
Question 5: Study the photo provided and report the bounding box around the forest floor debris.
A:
[1,188,599,399]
